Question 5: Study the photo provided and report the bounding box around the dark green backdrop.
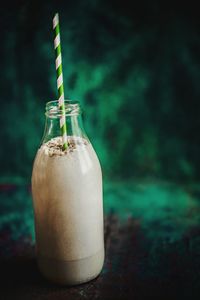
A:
[1,0,200,183]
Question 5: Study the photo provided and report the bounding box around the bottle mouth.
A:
[46,100,81,117]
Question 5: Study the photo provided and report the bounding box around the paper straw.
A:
[53,13,68,150]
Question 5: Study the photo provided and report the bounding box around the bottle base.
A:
[37,248,105,285]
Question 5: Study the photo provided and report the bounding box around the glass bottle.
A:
[31,100,104,285]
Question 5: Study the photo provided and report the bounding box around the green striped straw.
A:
[53,13,68,150]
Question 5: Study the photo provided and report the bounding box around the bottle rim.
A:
[45,100,81,117]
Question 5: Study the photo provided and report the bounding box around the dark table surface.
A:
[0,180,200,299]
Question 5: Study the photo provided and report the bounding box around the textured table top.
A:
[0,181,200,299]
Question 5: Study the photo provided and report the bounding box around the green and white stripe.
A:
[53,13,68,150]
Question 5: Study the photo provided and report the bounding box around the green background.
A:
[1,0,200,183]
[1,2,200,270]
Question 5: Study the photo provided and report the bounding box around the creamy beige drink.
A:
[32,136,104,285]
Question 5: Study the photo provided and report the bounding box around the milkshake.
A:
[31,101,104,285]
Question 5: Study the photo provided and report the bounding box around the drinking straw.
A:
[53,13,68,150]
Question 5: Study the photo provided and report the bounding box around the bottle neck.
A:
[42,100,88,144]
